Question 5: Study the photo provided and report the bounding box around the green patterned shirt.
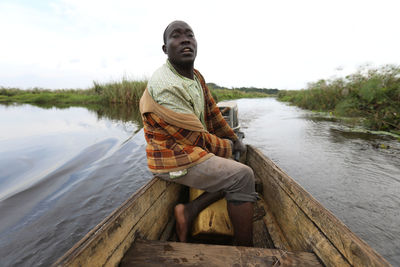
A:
[148,60,206,129]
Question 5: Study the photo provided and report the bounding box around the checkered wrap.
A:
[142,69,238,173]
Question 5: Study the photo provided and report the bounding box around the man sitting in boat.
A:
[139,20,257,246]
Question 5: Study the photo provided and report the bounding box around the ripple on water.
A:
[1,100,399,266]
[236,98,400,266]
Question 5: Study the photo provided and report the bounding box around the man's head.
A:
[162,20,197,68]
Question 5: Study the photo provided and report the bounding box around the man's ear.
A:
[162,44,167,54]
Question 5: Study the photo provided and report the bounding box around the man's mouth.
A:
[181,47,193,53]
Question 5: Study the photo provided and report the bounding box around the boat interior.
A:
[118,152,323,267]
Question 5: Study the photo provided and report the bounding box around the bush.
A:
[277,65,400,132]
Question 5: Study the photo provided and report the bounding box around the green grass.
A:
[0,78,272,106]
[92,79,147,104]
[0,79,147,105]
[277,65,400,132]
[0,92,102,104]
[0,87,101,104]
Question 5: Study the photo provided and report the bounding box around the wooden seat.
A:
[120,239,323,267]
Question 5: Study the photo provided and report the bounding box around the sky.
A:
[1,0,400,90]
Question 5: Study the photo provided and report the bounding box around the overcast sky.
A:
[1,0,399,90]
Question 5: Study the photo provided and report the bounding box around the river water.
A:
[0,99,399,266]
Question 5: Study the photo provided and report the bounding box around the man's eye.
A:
[172,33,180,38]
[188,33,194,38]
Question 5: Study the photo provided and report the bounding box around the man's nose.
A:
[181,35,191,44]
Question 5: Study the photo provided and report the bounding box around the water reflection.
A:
[2,102,143,129]
[0,103,150,266]
[86,103,143,131]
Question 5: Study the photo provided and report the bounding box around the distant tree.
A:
[207,83,279,95]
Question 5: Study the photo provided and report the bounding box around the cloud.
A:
[1,0,400,89]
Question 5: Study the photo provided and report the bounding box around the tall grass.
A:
[278,65,400,132]
[0,87,101,104]
[92,79,147,104]
[0,79,148,105]
[1,78,271,106]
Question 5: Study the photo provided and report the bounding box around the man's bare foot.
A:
[174,204,190,242]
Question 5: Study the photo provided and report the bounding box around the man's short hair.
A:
[163,21,187,45]
[163,25,168,44]
[163,21,176,45]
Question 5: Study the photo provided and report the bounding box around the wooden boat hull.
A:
[53,178,183,267]
[53,145,391,267]
[245,146,390,267]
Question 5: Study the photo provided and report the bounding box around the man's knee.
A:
[233,164,255,190]
[226,164,257,202]
[239,164,255,182]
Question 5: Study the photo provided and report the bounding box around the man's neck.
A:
[170,61,194,80]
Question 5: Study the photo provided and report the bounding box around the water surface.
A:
[237,98,400,265]
[0,104,150,266]
[0,99,399,266]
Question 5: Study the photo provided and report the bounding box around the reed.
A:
[92,79,147,104]
[278,65,400,132]
[0,87,101,104]
[1,78,273,106]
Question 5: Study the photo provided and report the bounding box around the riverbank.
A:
[277,65,400,136]
[0,79,273,107]
[0,79,147,106]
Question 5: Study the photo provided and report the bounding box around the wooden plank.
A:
[53,178,182,267]
[120,239,323,267]
[106,181,181,266]
[246,145,392,267]
[257,198,292,250]
[253,219,275,249]
[252,199,275,249]
[159,216,176,242]
[190,188,234,237]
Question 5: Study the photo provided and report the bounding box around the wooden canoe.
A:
[53,145,391,267]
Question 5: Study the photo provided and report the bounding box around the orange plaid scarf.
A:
[140,69,238,173]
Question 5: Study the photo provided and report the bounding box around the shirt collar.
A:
[166,59,196,83]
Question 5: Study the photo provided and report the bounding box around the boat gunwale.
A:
[52,178,181,266]
[246,145,391,267]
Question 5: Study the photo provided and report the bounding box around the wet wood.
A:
[254,198,291,250]
[159,216,176,242]
[253,219,275,249]
[259,199,292,251]
[246,145,392,267]
[252,199,274,249]
[53,178,182,267]
[120,239,323,267]
[190,188,234,237]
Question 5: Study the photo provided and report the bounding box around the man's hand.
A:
[233,139,247,154]
[227,139,234,150]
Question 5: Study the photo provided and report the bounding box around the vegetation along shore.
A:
[278,65,400,135]
[0,80,275,107]
[2,65,399,136]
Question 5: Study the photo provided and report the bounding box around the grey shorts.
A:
[155,155,257,202]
